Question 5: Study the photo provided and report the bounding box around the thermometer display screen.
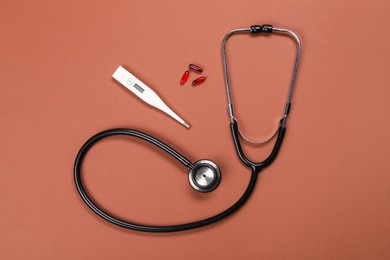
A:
[133,83,145,93]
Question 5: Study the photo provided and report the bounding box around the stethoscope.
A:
[74,24,301,232]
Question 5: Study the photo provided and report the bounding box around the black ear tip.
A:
[251,24,273,34]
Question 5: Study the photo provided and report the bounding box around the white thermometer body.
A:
[113,66,190,128]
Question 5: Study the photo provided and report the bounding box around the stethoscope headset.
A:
[74,24,302,232]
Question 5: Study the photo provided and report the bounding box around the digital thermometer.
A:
[113,66,190,128]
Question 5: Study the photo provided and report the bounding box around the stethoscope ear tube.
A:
[222,24,299,173]
[222,25,301,129]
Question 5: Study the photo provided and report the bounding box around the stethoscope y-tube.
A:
[74,24,301,232]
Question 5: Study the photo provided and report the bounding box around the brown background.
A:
[1,0,389,259]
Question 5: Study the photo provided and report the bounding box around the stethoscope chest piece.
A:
[188,160,221,192]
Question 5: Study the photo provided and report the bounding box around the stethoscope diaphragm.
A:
[188,160,221,192]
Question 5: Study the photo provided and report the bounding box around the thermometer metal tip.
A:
[113,66,190,129]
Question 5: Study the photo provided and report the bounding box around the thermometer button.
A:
[127,78,135,85]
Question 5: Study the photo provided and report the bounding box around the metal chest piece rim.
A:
[188,160,221,192]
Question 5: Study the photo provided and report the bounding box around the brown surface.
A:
[1,1,389,259]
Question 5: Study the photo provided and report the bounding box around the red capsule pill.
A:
[189,64,203,73]
[192,76,206,86]
[180,70,190,85]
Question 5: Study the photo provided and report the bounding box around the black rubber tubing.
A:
[74,128,259,232]
[231,119,286,172]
